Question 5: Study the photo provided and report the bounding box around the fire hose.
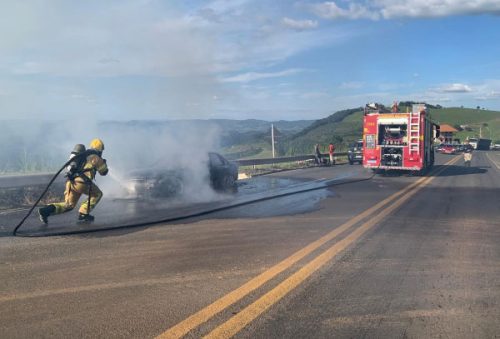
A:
[12,151,97,236]
[13,164,381,237]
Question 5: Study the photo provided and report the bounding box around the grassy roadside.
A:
[0,184,64,210]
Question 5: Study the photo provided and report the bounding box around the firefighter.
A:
[38,138,109,223]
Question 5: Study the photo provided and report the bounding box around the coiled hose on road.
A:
[13,164,380,237]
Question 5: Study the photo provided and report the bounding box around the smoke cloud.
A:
[0,120,224,203]
[97,120,223,202]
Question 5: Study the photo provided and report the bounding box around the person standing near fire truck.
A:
[314,144,322,165]
[328,143,335,165]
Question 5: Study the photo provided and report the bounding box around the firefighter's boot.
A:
[38,205,55,224]
[78,213,95,223]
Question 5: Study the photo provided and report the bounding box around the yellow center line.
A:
[204,157,460,338]
[157,157,458,339]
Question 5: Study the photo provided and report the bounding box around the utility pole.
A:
[271,123,275,158]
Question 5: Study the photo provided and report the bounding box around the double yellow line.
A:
[157,157,460,339]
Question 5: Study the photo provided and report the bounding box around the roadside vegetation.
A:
[0,184,64,210]
[429,107,500,143]
[227,104,500,159]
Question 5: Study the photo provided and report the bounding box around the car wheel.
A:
[153,175,184,198]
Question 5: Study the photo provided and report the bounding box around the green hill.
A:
[278,105,500,156]
[282,108,363,155]
[428,107,500,143]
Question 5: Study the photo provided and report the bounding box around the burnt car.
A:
[127,152,238,199]
[207,152,239,191]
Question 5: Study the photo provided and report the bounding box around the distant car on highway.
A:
[348,139,364,165]
[127,152,238,198]
[441,144,457,155]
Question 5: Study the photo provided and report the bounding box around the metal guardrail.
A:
[0,153,349,188]
[235,152,348,166]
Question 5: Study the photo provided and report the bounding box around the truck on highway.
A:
[467,137,491,150]
[362,103,440,173]
[467,137,478,149]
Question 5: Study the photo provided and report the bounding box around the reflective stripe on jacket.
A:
[82,154,108,180]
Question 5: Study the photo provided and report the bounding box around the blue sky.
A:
[0,0,499,121]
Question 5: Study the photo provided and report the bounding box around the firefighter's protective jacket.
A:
[82,153,108,181]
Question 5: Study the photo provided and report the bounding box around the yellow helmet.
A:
[89,138,105,152]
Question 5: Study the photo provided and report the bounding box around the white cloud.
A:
[220,68,304,83]
[98,57,120,64]
[379,0,500,19]
[339,81,365,89]
[70,93,97,104]
[205,0,251,15]
[12,61,44,75]
[377,82,416,91]
[282,17,318,30]
[300,91,330,99]
[310,1,500,20]
[475,91,500,100]
[438,83,473,93]
[473,80,500,100]
[0,0,354,120]
[311,2,380,20]
[0,2,217,78]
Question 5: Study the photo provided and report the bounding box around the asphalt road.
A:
[1,152,499,338]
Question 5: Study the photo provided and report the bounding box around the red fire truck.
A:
[363,103,440,173]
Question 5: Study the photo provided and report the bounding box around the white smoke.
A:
[1,120,225,203]
[96,120,223,202]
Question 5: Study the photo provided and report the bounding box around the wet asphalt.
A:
[1,167,359,236]
[0,152,499,338]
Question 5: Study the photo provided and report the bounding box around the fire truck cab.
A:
[363,103,439,173]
